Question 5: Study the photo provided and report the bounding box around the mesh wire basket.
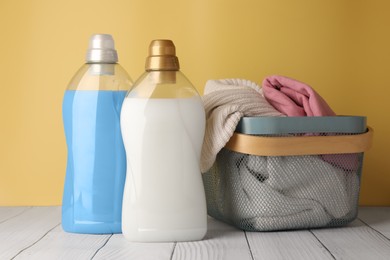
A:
[203,116,373,231]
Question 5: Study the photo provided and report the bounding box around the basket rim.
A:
[225,127,373,156]
[236,116,367,135]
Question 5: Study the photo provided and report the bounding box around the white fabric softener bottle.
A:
[120,39,207,242]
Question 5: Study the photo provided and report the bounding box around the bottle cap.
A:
[86,34,118,63]
[145,40,180,71]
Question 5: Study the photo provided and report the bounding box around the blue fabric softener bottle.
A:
[62,34,133,234]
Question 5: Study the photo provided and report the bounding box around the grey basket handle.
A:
[236,116,367,135]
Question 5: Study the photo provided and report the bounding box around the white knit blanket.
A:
[200,79,284,173]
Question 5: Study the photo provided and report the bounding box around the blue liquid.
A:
[62,90,127,234]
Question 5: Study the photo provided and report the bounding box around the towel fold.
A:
[262,75,336,116]
[262,75,359,171]
[200,79,284,173]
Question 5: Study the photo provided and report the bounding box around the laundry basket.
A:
[202,116,373,231]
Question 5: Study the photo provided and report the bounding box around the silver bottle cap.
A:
[86,34,118,63]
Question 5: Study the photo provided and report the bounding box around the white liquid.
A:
[120,97,207,242]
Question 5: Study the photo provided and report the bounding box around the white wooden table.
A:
[1,207,390,260]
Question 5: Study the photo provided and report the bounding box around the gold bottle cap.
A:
[145,40,180,71]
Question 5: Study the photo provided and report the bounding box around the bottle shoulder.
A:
[126,71,200,99]
[66,64,133,91]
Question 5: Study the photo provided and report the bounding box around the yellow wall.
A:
[0,0,389,206]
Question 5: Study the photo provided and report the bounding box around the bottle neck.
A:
[86,63,117,76]
[148,71,177,84]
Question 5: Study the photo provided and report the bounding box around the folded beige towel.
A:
[200,79,284,173]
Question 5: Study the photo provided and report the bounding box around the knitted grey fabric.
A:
[200,79,284,173]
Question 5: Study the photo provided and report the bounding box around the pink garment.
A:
[262,75,359,172]
[262,75,336,117]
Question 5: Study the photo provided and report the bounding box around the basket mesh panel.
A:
[203,147,363,231]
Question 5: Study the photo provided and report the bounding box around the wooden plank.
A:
[246,229,333,260]
[0,206,389,260]
[94,217,252,260]
[171,217,253,260]
[358,207,390,239]
[311,219,390,260]
[0,207,30,223]
[0,207,60,259]
[93,234,175,260]
[13,225,110,260]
